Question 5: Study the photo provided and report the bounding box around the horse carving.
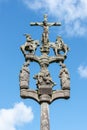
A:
[20,34,39,56]
[50,36,70,56]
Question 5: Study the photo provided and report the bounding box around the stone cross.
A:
[19,14,70,130]
[30,14,61,45]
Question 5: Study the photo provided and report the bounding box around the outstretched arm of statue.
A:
[54,22,61,26]
[30,22,43,26]
[48,22,61,26]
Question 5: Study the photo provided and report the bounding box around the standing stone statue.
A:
[19,64,30,89]
[59,63,70,90]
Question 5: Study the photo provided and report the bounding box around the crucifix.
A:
[30,14,61,45]
[19,14,70,130]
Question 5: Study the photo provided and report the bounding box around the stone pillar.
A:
[40,102,50,130]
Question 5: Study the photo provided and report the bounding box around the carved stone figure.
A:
[30,14,61,45]
[20,34,39,56]
[59,64,70,90]
[19,64,29,89]
[24,34,33,42]
[34,70,55,88]
[19,15,70,130]
[50,36,69,56]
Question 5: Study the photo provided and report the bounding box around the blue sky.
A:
[0,0,87,130]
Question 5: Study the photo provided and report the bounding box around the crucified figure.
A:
[30,14,61,44]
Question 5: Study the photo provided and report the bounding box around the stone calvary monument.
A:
[19,14,70,130]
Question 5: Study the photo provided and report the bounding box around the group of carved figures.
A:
[19,61,70,91]
[19,14,70,92]
[33,69,56,88]
[20,17,70,90]
[20,34,69,57]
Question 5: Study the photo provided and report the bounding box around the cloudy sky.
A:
[0,0,87,130]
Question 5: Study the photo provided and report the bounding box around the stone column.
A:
[40,102,50,130]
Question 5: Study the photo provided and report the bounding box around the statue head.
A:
[44,14,48,22]
[56,36,62,41]
[24,34,33,42]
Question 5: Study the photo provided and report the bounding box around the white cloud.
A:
[22,0,87,36]
[0,102,34,130]
[78,65,87,78]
